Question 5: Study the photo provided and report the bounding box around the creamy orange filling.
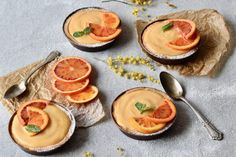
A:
[142,21,189,56]
[113,88,166,133]
[11,104,71,148]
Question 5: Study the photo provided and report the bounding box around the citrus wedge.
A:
[147,99,176,123]
[129,117,166,134]
[25,106,49,136]
[17,99,48,126]
[168,19,196,39]
[66,85,98,103]
[101,12,120,28]
[52,78,89,94]
[52,57,92,83]
[168,32,200,50]
[89,23,122,42]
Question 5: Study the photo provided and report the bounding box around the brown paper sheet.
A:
[136,9,231,77]
[0,56,105,127]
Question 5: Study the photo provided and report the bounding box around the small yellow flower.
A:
[132,8,139,16]
[129,0,152,6]
[84,152,94,157]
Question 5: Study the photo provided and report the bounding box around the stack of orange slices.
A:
[129,99,176,134]
[165,19,200,51]
[89,12,122,42]
[51,57,98,103]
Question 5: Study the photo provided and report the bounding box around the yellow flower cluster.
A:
[129,0,152,5]
[106,56,160,84]
[84,152,94,157]
[132,8,139,16]
[131,7,151,17]
[130,0,152,16]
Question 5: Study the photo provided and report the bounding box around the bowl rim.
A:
[140,19,199,61]
[62,7,118,50]
[110,87,176,140]
[8,101,76,155]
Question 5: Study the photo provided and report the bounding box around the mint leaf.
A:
[141,107,153,114]
[25,124,41,133]
[73,27,91,37]
[135,102,145,111]
[162,22,173,32]
[73,31,84,37]
[135,102,153,114]
[83,27,91,35]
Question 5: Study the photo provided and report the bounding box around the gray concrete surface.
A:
[0,0,235,157]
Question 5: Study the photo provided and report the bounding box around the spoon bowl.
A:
[160,71,184,99]
[4,82,26,99]
[3,51,60,99]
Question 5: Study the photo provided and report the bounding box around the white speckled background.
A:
[0,0,235,157]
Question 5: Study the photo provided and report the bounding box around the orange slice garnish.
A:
[52,78,89,94]
[147,99,176,123]
[89,23,122,42]
[25,106,49,136]
[17,99,48,126]
[129,117,166,134]
[164,19,200,50]
[52,57,92,83]
[168,19,196,39]
[66,85,98,103]
[168,32,200,50]
[101,12,120,28]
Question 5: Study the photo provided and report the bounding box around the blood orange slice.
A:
[168,32,200,50]
[52,57,92,83]
[101,12,120,28]
[17,99,48,126]
[168,19,196,39]
[89,23,122,42]
[52,78,89,94]
[25,106,49,136]
[66,85,98,103]
[129,117,166,134]
[147,99,176,123]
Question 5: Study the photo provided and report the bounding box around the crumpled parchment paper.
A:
[136,9,231,77]
[0,56,105,127]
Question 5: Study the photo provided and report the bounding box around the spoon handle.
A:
[24,51,61,83]
[180,97,223,140]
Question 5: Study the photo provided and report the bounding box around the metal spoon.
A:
[4,51,61,99]
[160,71,223,140]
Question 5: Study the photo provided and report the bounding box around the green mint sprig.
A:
[162,22,174,32]
[73,27,91,37]
[135,102,153,114]
[25,124,41,133]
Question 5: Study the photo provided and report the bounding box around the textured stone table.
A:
[0,0,235,157]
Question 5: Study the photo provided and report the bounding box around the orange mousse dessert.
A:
[11,100,71,149]
[113,88,176,134]
[64,8,122,47]
[142,19,200,57]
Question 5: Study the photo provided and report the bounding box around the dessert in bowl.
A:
[8,99,76,155]
[141,19,200,64]
[63,7,122,52]
[111,87,176,140]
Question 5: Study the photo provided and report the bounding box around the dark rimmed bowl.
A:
[111,87,176,140]
[8,102,76,155]
[63,7,121,52]
[140,19,199,64]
